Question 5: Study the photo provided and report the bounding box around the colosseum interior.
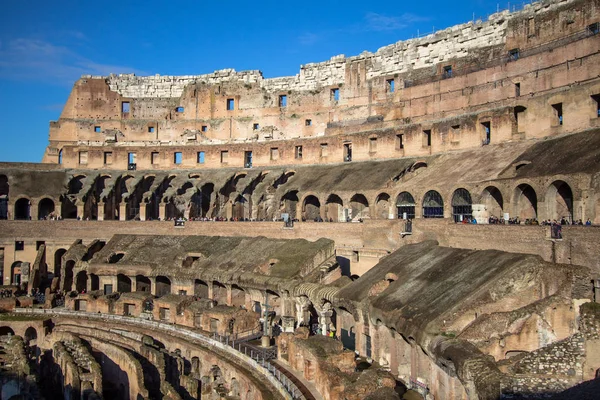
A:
[1,0,600,399]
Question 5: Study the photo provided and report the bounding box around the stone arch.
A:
[396,192,416,219]
[90,274,100,291]
[62,175,86,219]
[374,193,391,220]
[325,194,343,222]
[38,197,56,220]
[75,271,88,293]
[231,284,245,308]
[108,253,125,264]
[422,190,444,218]
[194,279,209,297]
[136,275,151,292]
[349,194,369,221]
[0,175,9,219]
[546,180,574,222]
[513,183,538,220]
[0,326,15,336]
[302,195,321,221]
[337,306,356,351]
[451,188,473,222]
[155,276,171,296]
[212,281,227,304]
[11,261,22,285]
[232,193,248,220]
[281,190,299,219]
[53,248,67,277]
[117,274,132,293]
[481,186,504,219]
[14,197,31,220]
[24,327,37,344]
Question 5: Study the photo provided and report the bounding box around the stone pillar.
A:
[208,282,214,301]
[30,200,39,221]
[281,316,296,333]
[225,200,233,220]
[319,198,327,222]
[315,301,334,335]
[159,202,166,221]
[226,285,232,307]
[76,201,85,220]
[295,296,312,327]
[139,203,147,221]
[131,277,137,292]
[150,277,156,296]
[119,202,127,221]
[97,202,104,221]
[7,202,14,220]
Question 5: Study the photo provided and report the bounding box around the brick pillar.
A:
[97,202,104,221]
[139,203,147,221]
[119,202,127,221]
[30,200,39,221]
[76,201,85,220]
[159,202,166,221]
[226,285,232,306]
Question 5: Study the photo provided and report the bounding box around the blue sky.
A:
[0,0,518,162]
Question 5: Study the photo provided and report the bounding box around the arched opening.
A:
[136,275,151,292]
[349,194,369,221]
[325,194,343,222]
[514,184,538,220]
[396,192,416,219]
[75,271,88,293]
[422,190,444,218]
[194,279,209,298]
[200,183,214,218]
[14,198,30,220]
[108,253,125,264]
[0,326,15,336]
[11,262,22,286]
[64,260,75,291]
[302,195,321,221]
[481,186,504,219]
[231,284,245,308]
[338,307,356,351]
[281,191,299,220]
[546,181,573,222]
[212,281,227,304]
[232,194,248,220]
[155,276,171,296]
[452,188,473,222]
[38,198,55,220]
[117,274,132,293]
[53,249,67,278]
[0,174,9,220]
[24,327,37,344]
[375,193,391,220]
[62,175,86,219]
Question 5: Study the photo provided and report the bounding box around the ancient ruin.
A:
[1,0,600,398]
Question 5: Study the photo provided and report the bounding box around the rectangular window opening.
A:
[253,123,260,130]
[396,134,404,150]
[515,82,521,97]
[122,101,130,113]
[226,98,235,111]
[331,88,340,102]
[244,151,253,168]
[79,151,88,165]
[197,151,205,164]
[175,106,184,113]
[481,121,491,145]
[423,130,432,147]
[320,143,328,158]
[343,143,352,162]
[508,48,520,61]
[588,22,600,35]
[220,150,229,163]
[148,126,155,133]
[295,145,303,159]
[305,119,312,126]
[369,137,377,153]
[15,241,24,251]
[201,125,207,132]
[279,95,287,108]
[270,147,279,161]
[94,126,101,133]
[151,152,159,165]
[128,152,136,165]
[174,152,182,165]
[552,103,563,126]
[592,94,600,117]
[386,79,395,93]
[104,151,113,165]
[443,65,453,79]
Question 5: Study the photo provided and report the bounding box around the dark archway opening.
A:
[15,198,30,220]
[422,190,444,218]
[452,188,473,222]
[396,192,416,220]
[155,276,171,297]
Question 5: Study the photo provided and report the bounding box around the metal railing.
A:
[13,308,304,400]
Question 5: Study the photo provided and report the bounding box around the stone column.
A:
[207,282,214,301]
[150,277,156,296]
[295,296,312,327]
[131,277,137,292]
[139,203,147,221]
[119,202,127,221]
[97,202,104,221]
[159,202,166,221]
[76,201,85,220]
[30,200,39,221]
[226,285,232,306]
[315,301,334,335]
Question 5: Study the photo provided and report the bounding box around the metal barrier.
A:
[14,308,304,400]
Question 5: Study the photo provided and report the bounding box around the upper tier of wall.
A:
[95,0,572,98]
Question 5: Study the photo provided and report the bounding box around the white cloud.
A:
[364,12,429,32]
[0,38,145,85]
